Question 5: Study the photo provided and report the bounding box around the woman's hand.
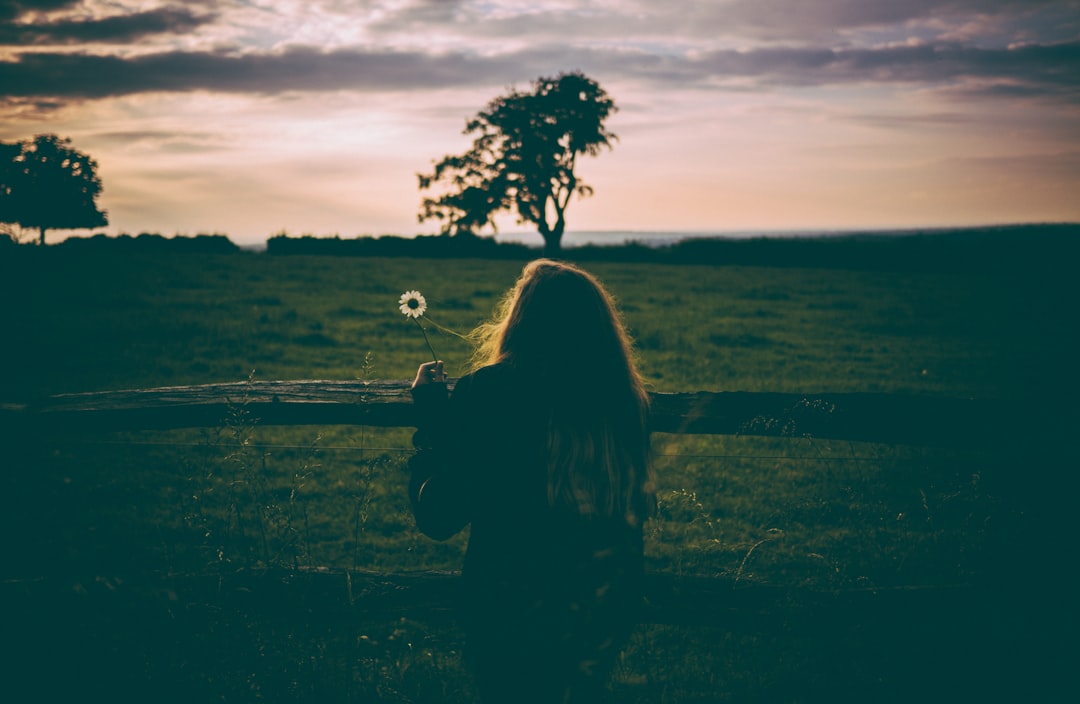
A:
[412,360,447,389]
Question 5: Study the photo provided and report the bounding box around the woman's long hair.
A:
[471,260,653,525]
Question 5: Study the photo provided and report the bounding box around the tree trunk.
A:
[38,226,46,246]
[542,233,562,258]
[540,208,566,258]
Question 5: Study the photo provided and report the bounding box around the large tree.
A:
[0,134,107,245]
[418,71,617,257]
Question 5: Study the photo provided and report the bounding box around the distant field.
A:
[0,247,1065,702]
[0,248,1062,398]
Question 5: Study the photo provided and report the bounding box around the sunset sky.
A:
[2,0,1078,246]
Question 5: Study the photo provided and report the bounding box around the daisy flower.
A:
[399,290,427,318]
[399,290,437,362]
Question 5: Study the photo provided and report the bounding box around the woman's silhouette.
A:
[408,259,654,703]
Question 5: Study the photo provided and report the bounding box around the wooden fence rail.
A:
[0,378,1044,447]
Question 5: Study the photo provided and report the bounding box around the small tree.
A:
[418,71,617,257]
[0,134,107,245]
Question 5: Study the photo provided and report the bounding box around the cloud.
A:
[693,41,1080,95]
[0,45,517,100]
[9,39,1077,106]
[360,0,1080,47]
[847,110,973,130]
[89,129,227,154]
[1,1,1076,114]
[0,5,216,45]
[0,1,79,22]
[5,0,1078,52]
[712,0,1079,37]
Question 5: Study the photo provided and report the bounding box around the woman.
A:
[408,259,654,703]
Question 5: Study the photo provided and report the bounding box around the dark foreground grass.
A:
[0,247,1070,702]
[2,402,1054,702]
[6,582,1053,703]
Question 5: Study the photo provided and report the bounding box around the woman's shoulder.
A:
[453,363,525,402]
[467,362,517,384]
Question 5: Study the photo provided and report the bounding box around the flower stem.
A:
[413,318,438,363]
[424,315,470,341]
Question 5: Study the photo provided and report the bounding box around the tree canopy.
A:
[418,71,617,256]
[0,134,107,245]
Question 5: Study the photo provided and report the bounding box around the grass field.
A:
[0,248,1062,398]
[0,245,1068,702]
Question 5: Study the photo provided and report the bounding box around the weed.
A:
[181,370,320,573]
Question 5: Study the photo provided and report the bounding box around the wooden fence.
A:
[0,378,1039,443]
[1,378,1052,628]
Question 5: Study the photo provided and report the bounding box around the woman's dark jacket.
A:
[408,363,645,657]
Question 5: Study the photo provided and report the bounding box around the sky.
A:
[1,0,1078,247]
